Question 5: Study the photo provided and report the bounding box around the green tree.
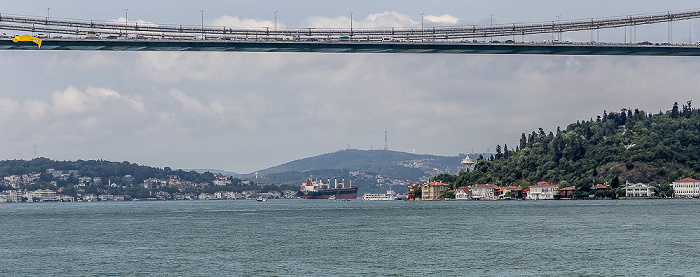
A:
[520,133,527,150]
[431,173,457,188]
[611,176,620,189]
[658,184,674,197]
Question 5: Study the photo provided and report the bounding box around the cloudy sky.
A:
[1,1,700,173]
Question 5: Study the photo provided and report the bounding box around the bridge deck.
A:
[2,39,700,56]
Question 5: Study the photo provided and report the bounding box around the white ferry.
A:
[362,190,398,201]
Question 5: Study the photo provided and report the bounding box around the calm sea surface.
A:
[1,199,699,276]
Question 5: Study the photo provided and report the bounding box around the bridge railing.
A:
[2,9,700,41]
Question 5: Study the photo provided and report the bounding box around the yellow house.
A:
[421,181,450,200]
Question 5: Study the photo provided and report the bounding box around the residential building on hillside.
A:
[671,178,700,198]
[527,182,558,200]
[625,182,658,197]
[421,181,450,200]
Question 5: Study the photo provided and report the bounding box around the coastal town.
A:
[410,178,699,200]
[0,169,298,203]
[2,165,699,203]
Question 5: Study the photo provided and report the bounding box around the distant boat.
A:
[256,196,267,202]
[362,189,399,201]
[328,195,336,201]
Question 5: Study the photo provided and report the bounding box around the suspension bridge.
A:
[2,10,700,55]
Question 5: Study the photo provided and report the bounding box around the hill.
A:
[456,101,700,189]
[0,150,474,197]
[246,149,476,194]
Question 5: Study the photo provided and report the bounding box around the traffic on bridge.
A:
[2,9,700,55]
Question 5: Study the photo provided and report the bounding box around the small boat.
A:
[328,195,336,201]
[256,196,267,202]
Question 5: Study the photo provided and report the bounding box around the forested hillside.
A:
[457,101,700,188]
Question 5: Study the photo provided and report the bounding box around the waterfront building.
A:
[500,186,523,199]
[421,181,450,200]
[1,190,22,203]
[471,184,498,200]
[624,182,657,197]
[455,186,472,200]
[559,186,576,199]
[199,193,215,200]
[671,178,700,198]
[408,186,417,200]
[0,191,17,202]
[82,194,97,202]
[99,194,114,201]
[31,189,59,202]
[527,182,558,200]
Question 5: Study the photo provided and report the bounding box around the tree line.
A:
[446,101,699,191]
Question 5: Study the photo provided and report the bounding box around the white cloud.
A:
[210,15,279,29]
[23,100,50,121]
[52,86,91,114]
[305,11,460,29]
[0,98,18,119]
[51,86,144,115]
[168,89,225,116]
[424,14,460,25]
[86,87,145,112]
[112,17,159,27]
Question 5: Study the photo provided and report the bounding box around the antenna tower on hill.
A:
[384,130,388,150]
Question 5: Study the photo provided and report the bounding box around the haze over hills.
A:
[240,149,481,194]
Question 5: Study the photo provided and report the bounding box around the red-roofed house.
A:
[421,181,450,200]
[671,178,700,198]
[498,186,523,199]
[527,182,558,200]
[455,186,472,200]
[559,186,576,199]
[590,184,608,190]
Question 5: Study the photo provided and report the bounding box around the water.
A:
[1,199,699,276]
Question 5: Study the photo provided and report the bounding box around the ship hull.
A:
[298,187,358,199]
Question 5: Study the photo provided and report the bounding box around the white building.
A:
[471,184,497,200]
[0,190,22,203]
[2,190,21,203]
[31,189,59,202]
[455,186,472,200]
[82,194,97,202]
[527,182,558,200]
[671,178,700,198]
[624,182,657,197]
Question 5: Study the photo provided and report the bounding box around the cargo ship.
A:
[298,175,358,199]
